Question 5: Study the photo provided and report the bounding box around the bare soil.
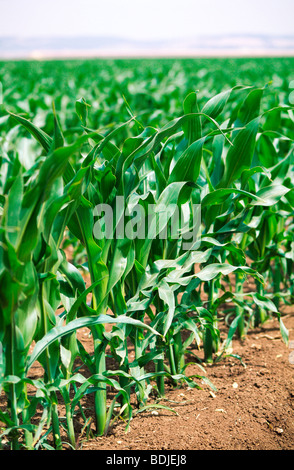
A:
[76,304,294,451]
[1,270,294,451]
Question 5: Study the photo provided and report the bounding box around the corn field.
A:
[0,58,293,450]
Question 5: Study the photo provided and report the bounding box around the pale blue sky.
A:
[0,0,293,39]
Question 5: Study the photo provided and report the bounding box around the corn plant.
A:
[0,61,293,449]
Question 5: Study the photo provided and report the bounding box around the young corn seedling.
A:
[0,117,92,448]
[0,67,293,450]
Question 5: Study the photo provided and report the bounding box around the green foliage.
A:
[0,57,293,449]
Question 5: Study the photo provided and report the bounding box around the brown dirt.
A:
[1,252,294,451]
[1,300,294,451]
[2,314,294,452]
[76,305,294,451]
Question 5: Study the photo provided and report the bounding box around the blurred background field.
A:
[1,56,294,133]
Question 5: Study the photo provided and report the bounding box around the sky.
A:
[0,0,293,40]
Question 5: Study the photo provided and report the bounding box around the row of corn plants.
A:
[0,79,293,449]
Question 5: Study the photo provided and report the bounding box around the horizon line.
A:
[1,48,294,61]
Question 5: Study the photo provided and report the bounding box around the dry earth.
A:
[1,259,294,452]
[77,304,294,451]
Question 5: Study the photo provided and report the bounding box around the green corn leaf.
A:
[168,137,205,184]
[218,117,260,188]
[27,314,160,371]
[8,111,53,152]
[76,97,91,126]
[183,91,201,144]
[202,85,252,120]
